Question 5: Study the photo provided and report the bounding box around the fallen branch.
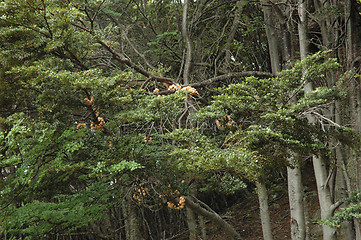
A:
[184,196,242,240]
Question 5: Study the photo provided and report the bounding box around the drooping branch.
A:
[189,71,276,88]
[184,196,242,240]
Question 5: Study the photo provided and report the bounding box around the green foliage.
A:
[2,182,114,238]
[165,128,268,181]
[192,52,352,182]
[146,31,178,55]
[200,173,247,194]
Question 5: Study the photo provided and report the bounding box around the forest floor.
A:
[208,169,322,240]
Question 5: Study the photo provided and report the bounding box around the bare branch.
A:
[330,200,344,215]
[311,111,342,128]
[189,71,276,88]
[97,40,176,85]
[91,0,107,23]
[122,28,158,71]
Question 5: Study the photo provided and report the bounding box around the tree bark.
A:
[262,1,281,74]
[312,155,338,240]
[287,163,306,240]
[309,1,346,239]
[298,0,308,61]
[182,0,192,85]
[335,101,356,240]
[345,0,355,69]
[255,181,273,240]
[305,98,339,239]
[262,3,306,240]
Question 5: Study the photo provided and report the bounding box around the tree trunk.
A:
[312,155,338,240]
[298,2,339,238]
[287,164,306,240]
[122,199,143,240]
[345,0,355,69]
[182,0,192,85]
[288,3,308,239]
[298,0,308,61]
[306,105,338,239]
[335,101,356,240]
[224,0,243,67]
[262,1,281,74]
[255,181,273,240]
[186,206,198,240]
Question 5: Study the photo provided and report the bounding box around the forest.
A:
[1,0,361,239]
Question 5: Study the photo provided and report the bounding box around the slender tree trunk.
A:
[287,163,306,240]
[304,193,311,240]
[335,101,356,240]
[312,155,338,240]
[262,1,281,74]
[255,181,273,240]
[287,3,308,239]
[298,0,308,61]
[122,200,131,240]
[345,0,355,69]
[301,1,338,239]
[346,0,361,196]
[182,0,192,85]
[305,96,339,239]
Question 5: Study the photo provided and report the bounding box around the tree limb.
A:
[184,196,242,240]
[189,71,276,87]
[98,40,176,85]
[122,28,157,71]
[330,200,343,215]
